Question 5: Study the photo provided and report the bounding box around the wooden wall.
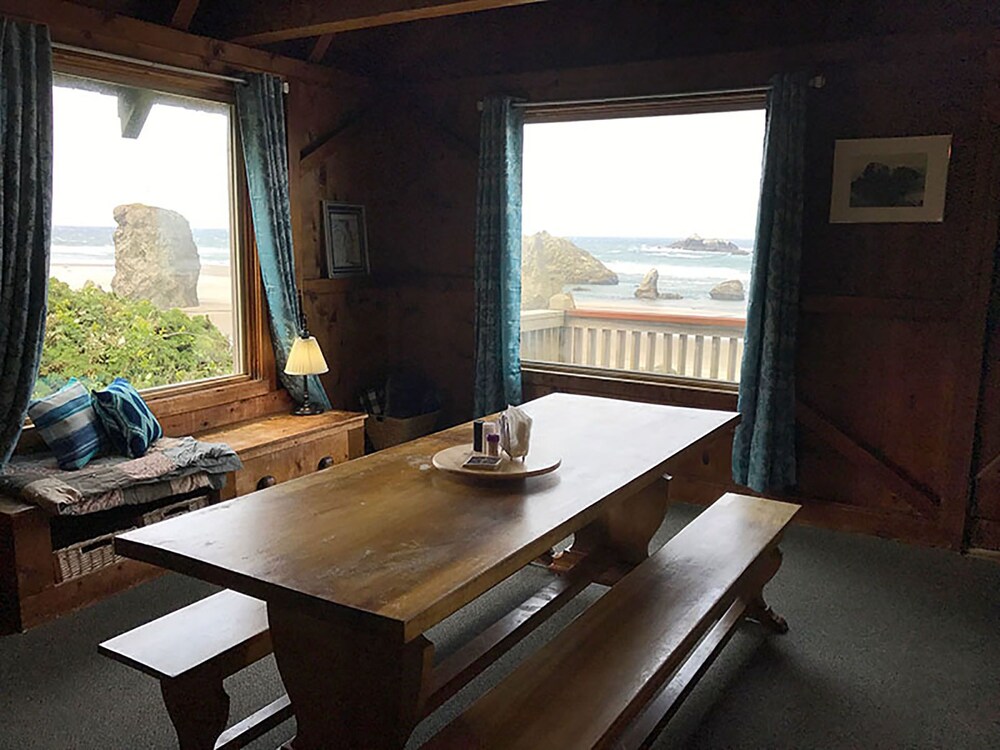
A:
[968,47,1000,550]
[353,15,999,549]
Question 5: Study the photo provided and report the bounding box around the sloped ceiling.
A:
[59,0,995,83]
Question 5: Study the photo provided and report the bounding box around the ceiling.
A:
[63,0,993,83]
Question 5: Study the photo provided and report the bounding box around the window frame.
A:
[519,91,766,394]
[46,50,277,416]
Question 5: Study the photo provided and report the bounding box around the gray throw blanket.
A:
[0,437,243,515]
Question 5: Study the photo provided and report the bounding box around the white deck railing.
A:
[521,309,746,383]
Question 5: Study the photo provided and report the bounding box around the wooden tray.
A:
[432,445,561,480]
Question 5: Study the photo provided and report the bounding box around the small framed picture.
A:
[322,202,369,277]
[829,135,952,223]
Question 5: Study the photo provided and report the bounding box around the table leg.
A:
[572,476,670,566]
[267,603,434,750]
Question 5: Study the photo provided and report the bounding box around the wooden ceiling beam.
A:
[229,0,548,46]
[170,0,201,30]
[308,34,334,64]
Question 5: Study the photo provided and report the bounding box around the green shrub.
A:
[33,279,234,399]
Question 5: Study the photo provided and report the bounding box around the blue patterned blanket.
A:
[0,437,243,516]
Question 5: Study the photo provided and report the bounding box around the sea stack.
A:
[670,234,747,255]
[710,279,745,301]
[112,203,201,308]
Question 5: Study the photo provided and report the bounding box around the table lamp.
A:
[285,333,329,416]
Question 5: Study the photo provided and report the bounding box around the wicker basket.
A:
[54,530,133,584]
[140,495,209,527]
[367,411,441,451]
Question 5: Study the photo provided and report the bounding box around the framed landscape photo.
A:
[322,202,369,277]
[829,135,952,223]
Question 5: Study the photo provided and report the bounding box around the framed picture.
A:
[829,135,952,223]
[322,202,369,277]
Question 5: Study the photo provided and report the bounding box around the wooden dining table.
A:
[116,393,739,750]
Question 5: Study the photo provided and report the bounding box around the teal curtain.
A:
[0,20,52,466]
[732,72,808,493]
[235,74,330,410]
[473,96,523,416]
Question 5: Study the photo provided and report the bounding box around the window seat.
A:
[0,408,366,633]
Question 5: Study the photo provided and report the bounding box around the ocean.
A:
[51,226,231,267]
[566,236,753,317]
[49,228,754,317]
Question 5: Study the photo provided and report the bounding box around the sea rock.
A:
[634,268,683,300]
[635,268,660,299]
[710,279,745,301]
[548,292,576,310]
[112,203,201,308]
[521,231,618,310]
[670,234,745,254]
[521,233,564,310]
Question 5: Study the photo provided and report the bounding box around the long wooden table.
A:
[116,393,739,749]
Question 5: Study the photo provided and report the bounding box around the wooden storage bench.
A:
[0,409,366,633]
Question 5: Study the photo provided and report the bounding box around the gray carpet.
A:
[2,503,999,750]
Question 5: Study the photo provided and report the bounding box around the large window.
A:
[35,72,244,399]
[520,105,765,384]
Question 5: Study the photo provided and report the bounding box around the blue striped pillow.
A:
[27,379,106,470]
[92,378,163,458]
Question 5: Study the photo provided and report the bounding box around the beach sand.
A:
[48,263,237,341]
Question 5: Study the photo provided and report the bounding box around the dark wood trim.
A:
[522,366,738,412]
[795,401,940,518]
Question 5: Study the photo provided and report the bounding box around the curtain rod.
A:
[51,43,252,86]
[482,77,825,111]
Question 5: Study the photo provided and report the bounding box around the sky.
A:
[522,109,766,239]
[52,84,232,229]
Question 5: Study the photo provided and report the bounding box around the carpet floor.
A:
[1,502,998,749]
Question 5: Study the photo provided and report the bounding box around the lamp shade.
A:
[284,335,329,376]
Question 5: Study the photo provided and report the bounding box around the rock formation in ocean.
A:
[112,203,201,308]
[548,292,576,310]
[710,279,745,301]
[634,269,683,300]
[521,231,618,310]
[669,234,748,255]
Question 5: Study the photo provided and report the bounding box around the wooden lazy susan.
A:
[432,445,561,480]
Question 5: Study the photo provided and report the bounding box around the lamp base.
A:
[291,376,325,416]
[291,402,325,417]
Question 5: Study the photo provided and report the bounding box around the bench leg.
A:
[161,674,230,750]
[743,546,789,634]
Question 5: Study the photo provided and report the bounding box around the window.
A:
[35,71,246,399]
[519,104,766,385]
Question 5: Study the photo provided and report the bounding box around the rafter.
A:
[170,0,201,30]
[308,34,334,64]
[229,0,548,46]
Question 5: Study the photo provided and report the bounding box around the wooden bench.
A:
[99,589,291,750]
[425,493,799,750]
